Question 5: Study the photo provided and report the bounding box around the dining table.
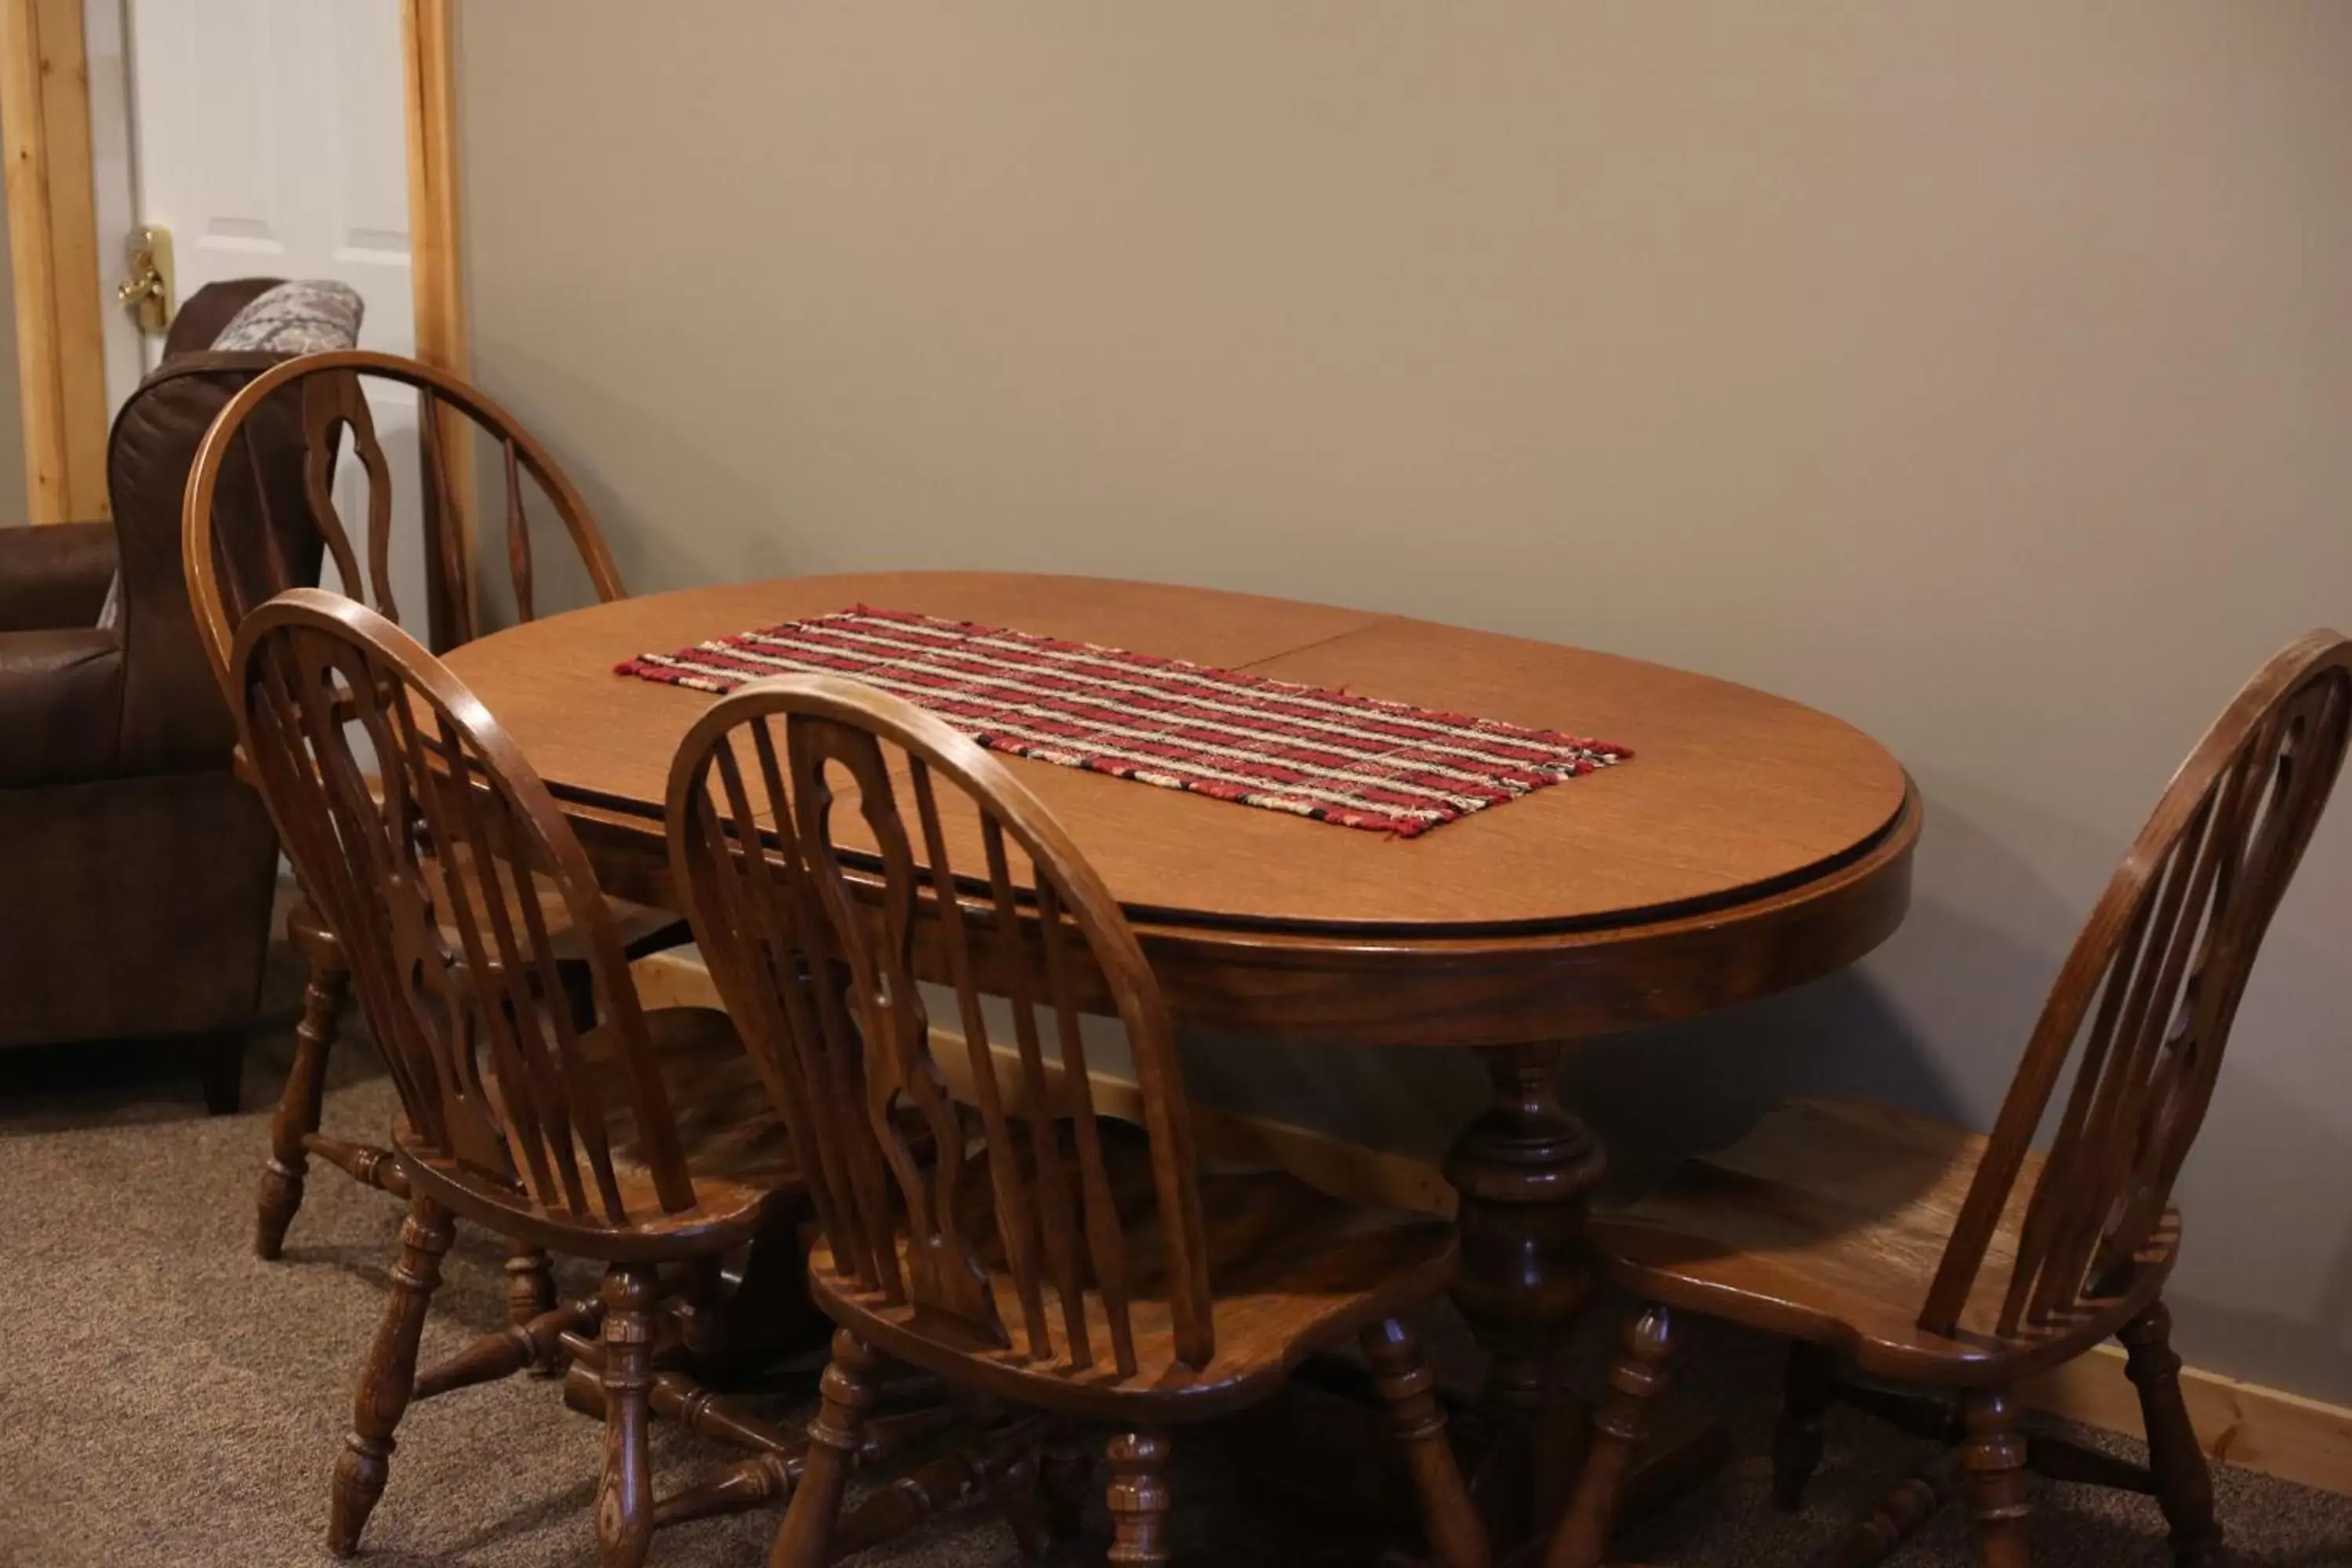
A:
[441,568,1919,1555]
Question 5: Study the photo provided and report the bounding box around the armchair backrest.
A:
[161,278,278,359]
[112,278,320,774]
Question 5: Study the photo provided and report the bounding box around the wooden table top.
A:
[446,572,1917,1045]
[447,570,1907,933]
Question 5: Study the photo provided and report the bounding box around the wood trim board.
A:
[401,0,477,629]
[2020,1344,2352,1501]
[0,0,111,522]
[633,944,2352,1500]
[401,0,466,378]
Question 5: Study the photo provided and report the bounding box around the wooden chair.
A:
[665,673,1494,1568]
[228,589,811,1565]
[1546,631,2352,1568]
[182,350,684,1298]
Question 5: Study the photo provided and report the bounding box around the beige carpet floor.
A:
[5,938,2351,1566]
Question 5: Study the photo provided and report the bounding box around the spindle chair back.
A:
[1924,630,2352,1340]
[670,673,1488,1568]
[667,673,1213,1377]
[230,591,826,1568]
[230,589,694,1229]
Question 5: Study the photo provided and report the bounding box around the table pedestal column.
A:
[1439,1041,1735,1565]
[1443,1043,1608,1544]
[1445,1044,1607,1416]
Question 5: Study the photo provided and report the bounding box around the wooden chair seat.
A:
[1590,1097,2177,1385]
[811,1123,1454,1421]
[241,740,682,955]
[278,779,682,984]
[396,1005,799,1263]
[420,837,685,960]
[245,749,683,959]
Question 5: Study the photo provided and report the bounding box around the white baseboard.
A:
[631,949,2352,1498]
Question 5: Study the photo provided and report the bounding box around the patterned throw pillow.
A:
[211,279,365,354]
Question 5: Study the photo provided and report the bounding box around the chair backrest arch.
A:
[186,348,624,698]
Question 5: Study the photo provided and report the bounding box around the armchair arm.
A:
[0,626,124,786]
[0,521,118,632]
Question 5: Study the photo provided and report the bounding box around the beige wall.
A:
[459,4,2352,1401]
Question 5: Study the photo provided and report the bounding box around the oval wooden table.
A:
[444,569,1918,1555]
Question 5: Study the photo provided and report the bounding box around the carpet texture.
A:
[4,937,2350,1567]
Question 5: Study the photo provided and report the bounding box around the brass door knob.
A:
[118,226,175,335]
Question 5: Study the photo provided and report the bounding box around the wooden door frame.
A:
[2,0,110,521]
[402,0,466,378]
[0,0,467,524]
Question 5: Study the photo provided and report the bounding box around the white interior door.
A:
[124,0,412,366]
[114,0,417,609]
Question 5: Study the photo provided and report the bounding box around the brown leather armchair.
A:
[0,280,321,1109]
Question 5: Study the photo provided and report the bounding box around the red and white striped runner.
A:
[615,607,1630,837]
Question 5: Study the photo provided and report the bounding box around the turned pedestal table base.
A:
[1222,1041,1730,1563]
[1446,1044,1611,1540]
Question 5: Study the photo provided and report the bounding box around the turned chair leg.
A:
[1774,1340,1836,1511]
[595,1265,660,1568]
[506,1243,561,1374]
[1961,1388,2031,1568]
[506,1244,558,1327]
[1363,1319,1491,1568]
[2121,1301,2224,1568]
[1106,1430,1174,1566]
[768,1330,883,1568]
[1546,1304,1676,1568]
[327,1192,450,1555]
[257,917,349,1259]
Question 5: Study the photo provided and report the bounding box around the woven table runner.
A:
[615,607,1630,837]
